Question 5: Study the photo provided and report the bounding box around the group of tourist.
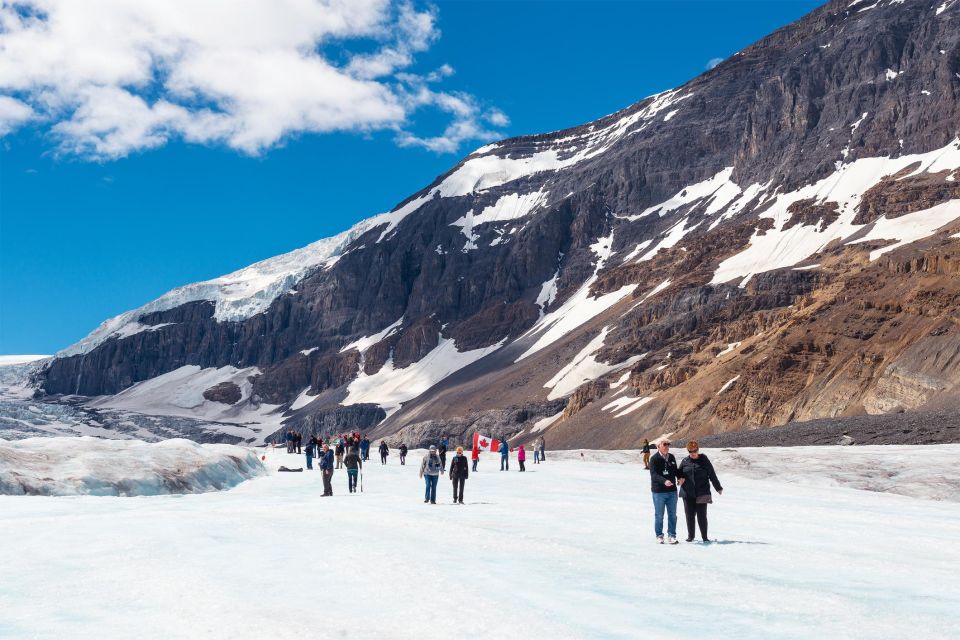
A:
[281,430,723,542]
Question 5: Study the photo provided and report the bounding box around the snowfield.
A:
[0,444,957,638]
[0,437,264,496]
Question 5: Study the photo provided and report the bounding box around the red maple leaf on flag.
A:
[479,438,489,448]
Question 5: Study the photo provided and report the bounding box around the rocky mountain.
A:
[27,0,960,447]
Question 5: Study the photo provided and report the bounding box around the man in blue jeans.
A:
[649,439,680,544]
[498,439,509,471]
[419,445,442,504]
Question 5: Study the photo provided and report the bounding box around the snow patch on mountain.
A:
[529,410,563,433]
[626,167,740,221]
[518,232,636,361]
[711,138,960,285]
[638,217,699,262]
[535,270,560,312]
[451,189,549,240]
[847,200,960,260]
[601,395,652,417]
[343,336,505,417]
[339,317,404,354]
[0,437,264,496]
[89,365,282,432]
[544,327,644,400]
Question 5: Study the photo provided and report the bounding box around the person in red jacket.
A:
[471,445,480,472]
[517,444,527,472]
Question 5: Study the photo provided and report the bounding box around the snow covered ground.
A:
[0,445,957,638]
[0,437,264,496]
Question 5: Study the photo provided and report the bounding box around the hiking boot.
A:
[424,499,429,503]
[686,537,694,542]
[657,536,664,544]
[668,536,679,545]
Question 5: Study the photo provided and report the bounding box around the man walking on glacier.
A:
[649,439,680,544]
[319,443,335,496]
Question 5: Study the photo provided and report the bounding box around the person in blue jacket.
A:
[359,436,371,461]
[319,443,335,496]
[498,439,509,471]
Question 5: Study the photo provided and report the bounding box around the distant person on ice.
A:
[499,439,509,471]
[449,446,469,504]
[379,441,389,465]
[360,436,370,461]
[304,436,317,470]
[649,439,680,544]
[533,436,543,464]
[678,440,722,543]
[319,443,335,496]
[399,443,408,465]
[335,440,345,469]
[471,445,480,472]
[538,437,546,462]
[344,445,362,493]
[419,445,442,504]
[517,444,526,472]
[641,438,652,469]
[438,438,448,473]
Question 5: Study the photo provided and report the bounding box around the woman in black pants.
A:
[678,440,723,542]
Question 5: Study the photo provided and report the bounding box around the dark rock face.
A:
[699,410,960,446]
[203,382,242,405]
[32,0,960,448]
[269,403,386,442]
[377,400,567,448]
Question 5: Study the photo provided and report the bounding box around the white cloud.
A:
[0,96,34,135]
[0,0,506,159]
[706,57,725,70]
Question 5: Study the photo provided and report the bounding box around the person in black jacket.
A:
[641,438,652,469]
[399,443,408,465]
[449,446,469,504]
[438,439,448,473]
[678,440,723,542]
[379,441,389,465]
[649,439,680,544]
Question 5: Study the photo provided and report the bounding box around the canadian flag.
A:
[473,432,500,452]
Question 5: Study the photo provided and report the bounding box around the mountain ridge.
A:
[26,0,960,447]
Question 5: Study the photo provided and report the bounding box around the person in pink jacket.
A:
[517,444,527,472]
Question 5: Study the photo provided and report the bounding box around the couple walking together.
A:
[649,439,722,544]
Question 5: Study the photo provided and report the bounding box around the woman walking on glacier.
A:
[678,440,723,543]
[449,446,469,504]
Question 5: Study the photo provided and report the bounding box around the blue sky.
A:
[0,0,821,354]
